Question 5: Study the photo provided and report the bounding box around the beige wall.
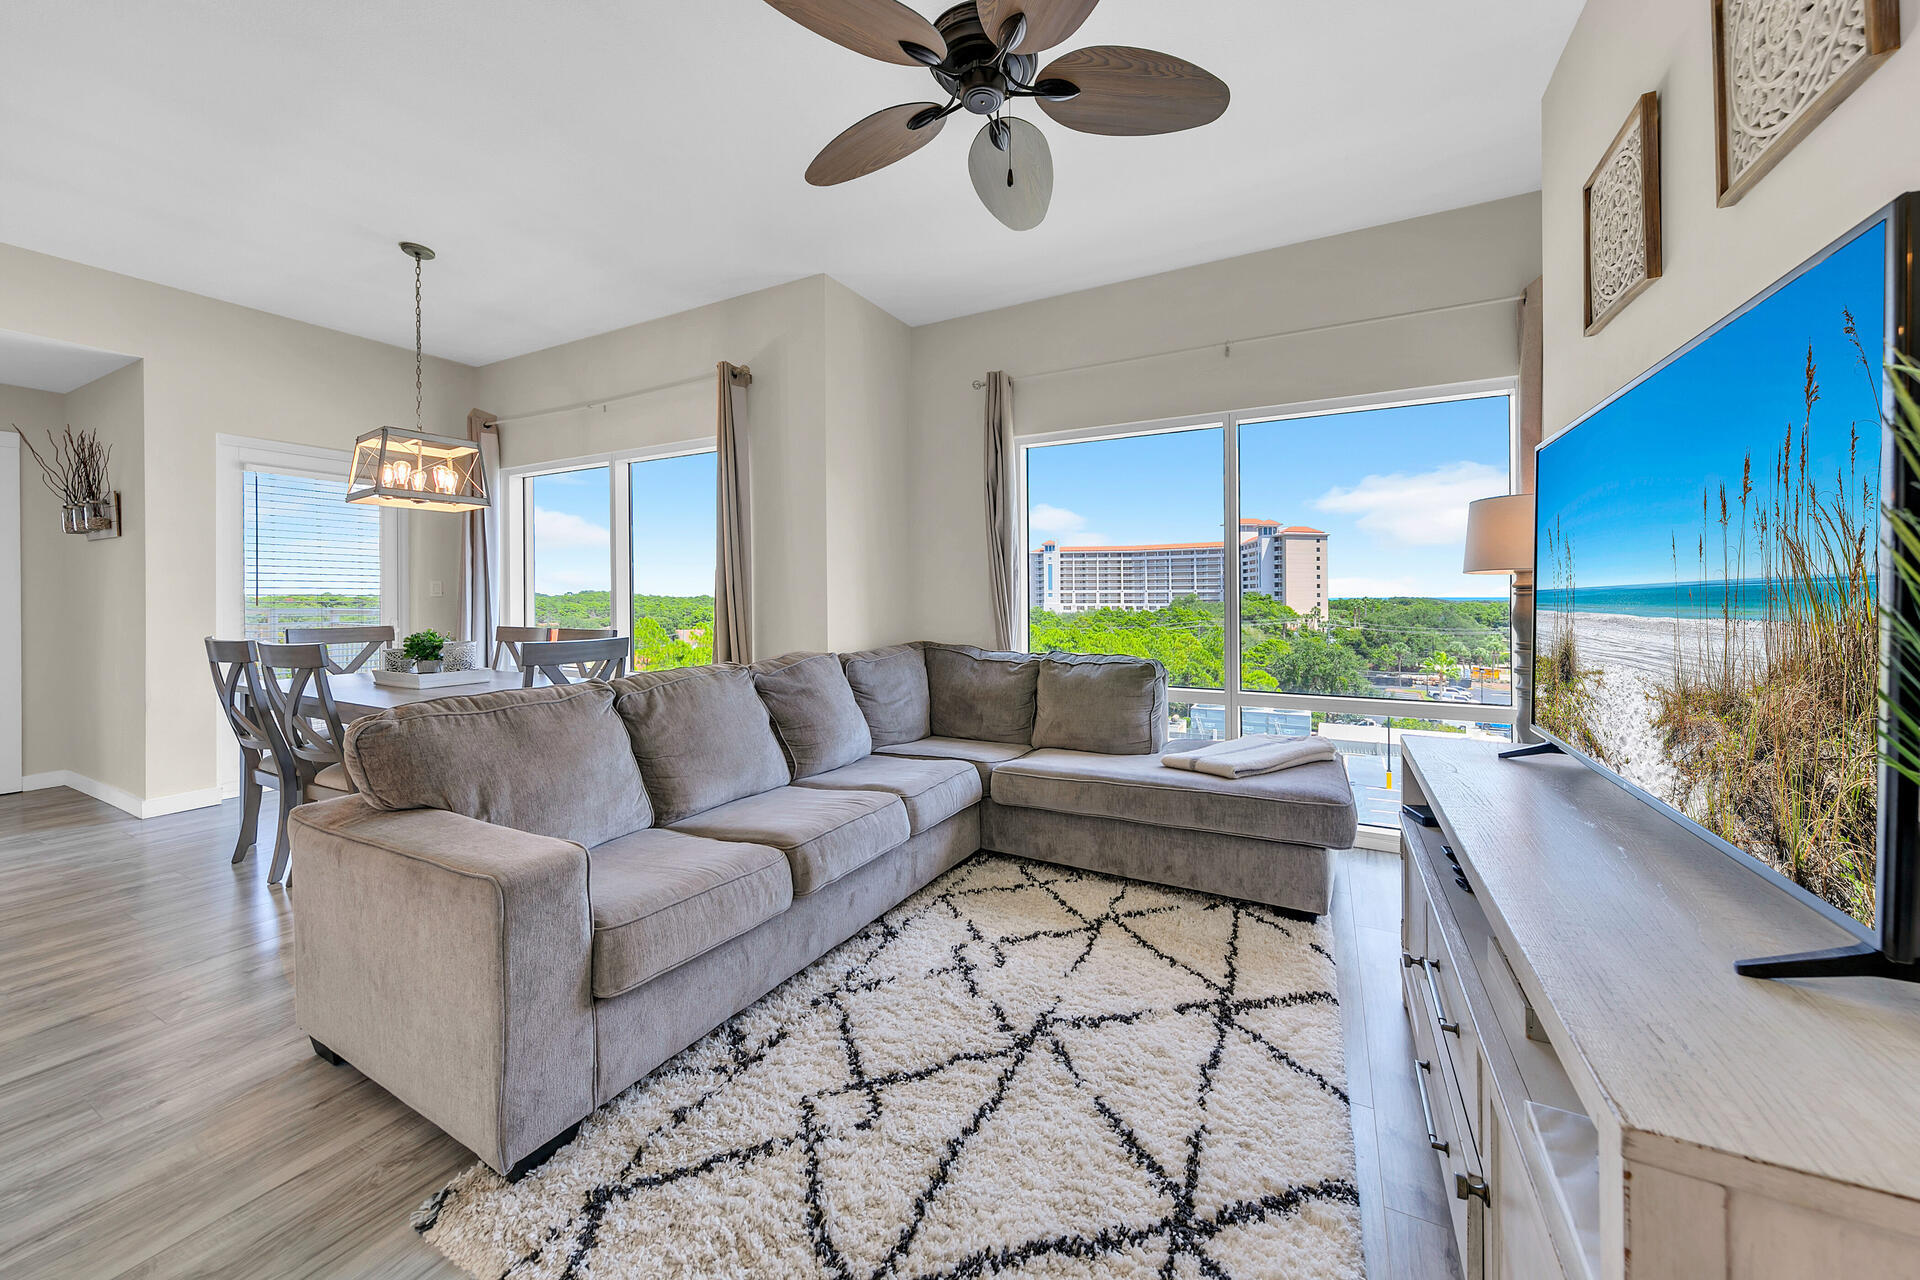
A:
[48,364,147,798]
[475,274,917,657]
[905,194,1544,647]
[822,278,914,649]
[1542,1,1920,435]
[0,243,475,810]
[0,381,109,788]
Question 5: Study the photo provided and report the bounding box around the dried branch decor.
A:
[12,423,117,535]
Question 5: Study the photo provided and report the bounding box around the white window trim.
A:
[499,437,715,638]
[213,435,410,796]
[1014,377,1520,738]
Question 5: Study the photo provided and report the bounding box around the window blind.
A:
[241,469,383,642]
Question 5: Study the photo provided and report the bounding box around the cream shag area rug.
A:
[414,854,1364,1280]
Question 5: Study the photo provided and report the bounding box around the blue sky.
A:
[531,451,717,596]
[1025,396,1513,598]
[1537,220,1886,587]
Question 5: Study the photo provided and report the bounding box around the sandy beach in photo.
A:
[1544,609,1763,810]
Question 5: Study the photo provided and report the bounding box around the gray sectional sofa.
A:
[290,641,1358,1176]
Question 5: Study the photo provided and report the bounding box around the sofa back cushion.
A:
[839,643,931,747]
[751,651,873,779]
[343,683,652,847]
[923,643,1042,745]
[1030,652,1168,754]
[610,666,790,823]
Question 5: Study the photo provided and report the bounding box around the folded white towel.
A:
[1161,734,1339,779]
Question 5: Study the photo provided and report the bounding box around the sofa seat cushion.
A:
[669,786,911,896]
[587,829,793,999]
[873,736,1033,786]
[792,755,981,834]
[989,748,1358,850]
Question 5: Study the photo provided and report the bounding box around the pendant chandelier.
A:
[346,242,488,513]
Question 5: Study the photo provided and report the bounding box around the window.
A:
[1025,424,1227,691]
[629,452,716,671]
[510,446,717,674]
[240,469,385,642]
[1021,385,1515,830]
[529,466,613,628]
[1239,396,1513,705]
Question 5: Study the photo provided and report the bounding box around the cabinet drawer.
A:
[1425,946,1484,1155]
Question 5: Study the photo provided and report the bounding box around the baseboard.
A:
[23,770,226,820]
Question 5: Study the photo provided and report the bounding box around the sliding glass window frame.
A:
[1015,378,1520,749]
[500,437,715,641]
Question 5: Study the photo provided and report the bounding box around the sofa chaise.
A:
[290,641,1358,1176]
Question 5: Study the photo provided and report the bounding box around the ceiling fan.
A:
[762,0,1229,230]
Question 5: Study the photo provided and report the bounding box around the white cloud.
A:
[1028,503,1109,547]
[533,506,610,550]
[1313,461,1507,547]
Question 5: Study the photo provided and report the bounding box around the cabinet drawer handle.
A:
[1413,1059,1449,1154]
[1423,957,1460,1036]
[1456,1172,1489,1204]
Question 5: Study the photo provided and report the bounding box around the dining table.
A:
[311,669,543,721]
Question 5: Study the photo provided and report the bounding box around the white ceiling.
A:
[0,330,138,395]
[0,1,1582,366]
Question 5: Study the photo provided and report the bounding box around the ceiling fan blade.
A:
[806,103,948,186]
[761,0,947,67]
[1035,45,1230,136]
[977,0,1099,55]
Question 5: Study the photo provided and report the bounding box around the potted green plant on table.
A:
[401,629,447,673]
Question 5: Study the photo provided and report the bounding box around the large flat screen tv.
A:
[1533,194,1920,981]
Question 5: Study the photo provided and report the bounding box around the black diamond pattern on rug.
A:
[416,854,1364,1280]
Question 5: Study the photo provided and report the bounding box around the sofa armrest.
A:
[290,795,594,1174]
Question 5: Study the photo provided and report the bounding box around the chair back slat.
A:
[519,636,630,687]
[255,641,350,775]
[284,625,395,674]
[494,624,616,670]
[205,637,278,756]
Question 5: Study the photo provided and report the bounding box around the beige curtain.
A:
[457,409,501,645]
[984,372,1016,650]
[1514,278,1544,740]
[714,362,754,664]
[1516,276,1544,493]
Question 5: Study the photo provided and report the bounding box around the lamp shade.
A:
[1462,493,1535,574]
[346,427,488,512]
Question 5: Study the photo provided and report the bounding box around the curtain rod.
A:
[491,370,717,426]
[969,292,1525,389]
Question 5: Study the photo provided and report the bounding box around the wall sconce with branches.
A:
[12,424,121,539]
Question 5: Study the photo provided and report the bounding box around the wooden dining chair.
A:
[493,624,616,670]
[519,636,631,686]
[206,638,285,870]
[284,625,395,674]
[254,641,357,885]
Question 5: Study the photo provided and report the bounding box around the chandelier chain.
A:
[414,255,424,433]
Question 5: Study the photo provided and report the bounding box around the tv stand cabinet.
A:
[1398,736,1920,1280]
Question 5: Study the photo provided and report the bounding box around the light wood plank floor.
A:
[0,788,1456,1279]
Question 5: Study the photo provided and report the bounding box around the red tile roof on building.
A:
[1035,525,1324,554]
